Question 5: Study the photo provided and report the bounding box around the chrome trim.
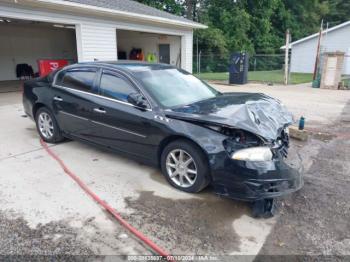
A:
[52,67,152,111]
[53,96,63,102]
[59,111,89,121]
[53,83,152,112]
[59,111,146,138]
[93,108,106,114]
[91,120,146,138]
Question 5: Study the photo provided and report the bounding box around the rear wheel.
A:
[35,107,64,143]
[161,139,210,193]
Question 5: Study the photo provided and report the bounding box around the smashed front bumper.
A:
[211,149,303,201]
[242,161,303,200]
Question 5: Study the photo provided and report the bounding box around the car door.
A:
[87,69,158,160]
[51,67,99,140]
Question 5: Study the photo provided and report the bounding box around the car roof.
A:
[67,60,176,73]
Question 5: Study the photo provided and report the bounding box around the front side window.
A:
[99,72,136,102]
[56,69,97,93]
[133,68,219,108]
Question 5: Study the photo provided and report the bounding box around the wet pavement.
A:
[0,85,349,258]
[0,92,273,257]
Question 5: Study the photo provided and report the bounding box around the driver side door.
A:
[88,69,158,160]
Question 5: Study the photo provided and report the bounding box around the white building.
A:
[282,21,350,75]
[0,0,206,81]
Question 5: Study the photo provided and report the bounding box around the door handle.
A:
[93,108,106,114]
[53,96,63,102]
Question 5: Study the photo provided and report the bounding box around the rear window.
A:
[56,69,97,93]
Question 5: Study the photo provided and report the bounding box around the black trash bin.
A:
[229,52,249,85]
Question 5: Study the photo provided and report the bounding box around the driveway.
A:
[0,91,273,257]
[212,82,350,127]
[0,82,349,257]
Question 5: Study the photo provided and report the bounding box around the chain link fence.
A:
[193,53,313,85]
[194,52,350,88]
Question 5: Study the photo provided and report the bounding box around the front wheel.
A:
[35,107,64,144]
[161,139,210,193]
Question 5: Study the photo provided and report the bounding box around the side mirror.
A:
[127,92,149,109]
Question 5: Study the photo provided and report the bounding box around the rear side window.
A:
[99,72,136,102]
[56,69,97,93]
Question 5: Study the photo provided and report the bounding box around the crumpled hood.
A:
[165,92,294,141]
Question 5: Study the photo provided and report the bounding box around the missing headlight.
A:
[222,129,263,155]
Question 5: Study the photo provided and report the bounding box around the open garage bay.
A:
[0,18,77,84]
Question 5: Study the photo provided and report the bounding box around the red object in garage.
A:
[38,59,69,77]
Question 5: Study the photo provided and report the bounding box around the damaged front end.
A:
[211,125,303,202]
[166,92,303,202]
[217,126,303,217]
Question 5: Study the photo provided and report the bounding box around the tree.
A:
[136,0,346,55]
[135,0,184,16]
[323,0,350,25]
[246,0,279,53]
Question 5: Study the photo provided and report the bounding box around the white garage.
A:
[282,20,350,75]
[0,0,206,91]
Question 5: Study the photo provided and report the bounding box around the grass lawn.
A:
[195,70,313,84]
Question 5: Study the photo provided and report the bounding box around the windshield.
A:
[133,68,220,108]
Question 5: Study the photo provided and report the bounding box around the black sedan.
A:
[23,61,302,214]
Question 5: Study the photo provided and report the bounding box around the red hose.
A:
[40,139,172,259]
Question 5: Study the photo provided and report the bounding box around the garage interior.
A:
[117,29,181,67]
[0,17,77,93]
[0,22,183,94]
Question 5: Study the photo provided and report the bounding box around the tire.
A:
[160,139,210,193]
[251,199,276,218]
[35,107,64,144]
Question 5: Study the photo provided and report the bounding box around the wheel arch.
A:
[157,135,210,169]
[32,102,48,119]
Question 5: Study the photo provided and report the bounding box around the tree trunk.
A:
[185,0,194,20]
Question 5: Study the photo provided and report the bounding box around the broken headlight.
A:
[231,147,273,161]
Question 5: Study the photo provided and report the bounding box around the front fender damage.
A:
[165,93,294,142]
[164,95,301,217]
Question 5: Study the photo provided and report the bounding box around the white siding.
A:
[181,32,193,73]
[76,23,117,62]
[290,38,318,73]
[343,48,350,74]
[290,24,350,74]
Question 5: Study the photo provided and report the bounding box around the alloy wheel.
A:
[38,112,54,139]
[165,149,198,188]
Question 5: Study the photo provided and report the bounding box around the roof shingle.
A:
[63,0,197,25]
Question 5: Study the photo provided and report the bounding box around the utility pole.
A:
[198,51,201,76]
[284,29,290,85]
[313,20,324,80]
[196,37,199,74]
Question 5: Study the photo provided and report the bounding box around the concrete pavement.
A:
[213,82,350,127]
[1,82,349,256]
[0,91,274,256]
